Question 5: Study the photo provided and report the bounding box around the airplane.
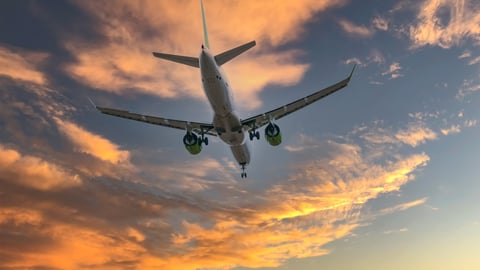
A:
[94,0,356,178]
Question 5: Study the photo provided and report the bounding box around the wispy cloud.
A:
[394,123,437,147]
[0,144,82,190]
[382,62,403,79]
[55,118,130,165]
[457,78,480,98]
[383,227,409,234]
[458,49,472,59]
[468,56,480,65]
[441,125,461,135]
[408,0,480,49]
[343,57,363,66]
[338,19,375,37]
[0,45,48,85]
[372,16,389,31]
[378,198,428,216]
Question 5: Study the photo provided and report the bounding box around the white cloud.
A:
[382,62,403,79]
[344,57,363,66]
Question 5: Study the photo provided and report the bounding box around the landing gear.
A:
[240,164,247,178]
[249,130,260,141]
[198,131,209,146]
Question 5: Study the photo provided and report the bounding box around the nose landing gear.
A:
[240,163,247,178]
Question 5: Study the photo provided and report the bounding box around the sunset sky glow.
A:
[1,0,480,269]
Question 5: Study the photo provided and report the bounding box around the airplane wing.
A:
[241,65,356,131]
[95,106,217,136]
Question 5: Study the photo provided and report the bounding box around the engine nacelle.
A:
[264,123,282,146]
[183,133,202,155]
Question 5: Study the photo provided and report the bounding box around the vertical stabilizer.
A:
[200,0,210,49]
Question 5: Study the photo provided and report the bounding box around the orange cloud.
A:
[395,123,437,146]
[0,45,48,84]
[55,118,130,164]
[64,0,346,109]
[409,0,480,48]
[0,144,81,190]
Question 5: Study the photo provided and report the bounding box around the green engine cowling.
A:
[183,133,202,155]
[265,123,282,146]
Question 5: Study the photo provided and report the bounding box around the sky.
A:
[0,0,479,269]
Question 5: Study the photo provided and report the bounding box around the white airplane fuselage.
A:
[199,48,250,166]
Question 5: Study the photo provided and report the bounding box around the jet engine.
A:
[183,132,202,155]
[264,123,282,146]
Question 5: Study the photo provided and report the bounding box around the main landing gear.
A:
[249,129,260,141]
[200,133,208,146]
[240,163,247,178]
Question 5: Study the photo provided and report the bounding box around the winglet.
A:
[200,0,210,49]
[348,64,357,80]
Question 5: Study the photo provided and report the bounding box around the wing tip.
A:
[348,64,357,80]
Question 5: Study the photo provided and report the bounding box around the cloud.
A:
[358,119,438,149]
[54,118,130,165]
[343,57,363,66]
[383,227,409,234]
[408,0,480,49]
[0,144,82,190]
[372,16,389,31]
[378,198,428,216]
[441,125,461,135]
[0,45,48,85]
[394,123,437,146]
[0,116,433,269]
[63,0,347,110]
[338,19,375,37]
[458,49,472,58]
[367,49,386,65]
[468,56,480,65]
[457,78,480,98]
[464,119,478,127]
[382,62,403,79]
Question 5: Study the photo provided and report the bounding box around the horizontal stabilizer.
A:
[152,52,199,68]
[215,40,256,66]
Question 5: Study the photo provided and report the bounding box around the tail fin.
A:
[200,0,210,49]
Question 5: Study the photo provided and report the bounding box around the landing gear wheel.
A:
[240,164,247,178]
[203,137,209,146]
[249,130,260,141]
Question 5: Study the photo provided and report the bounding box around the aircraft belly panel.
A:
[230,143,250,165]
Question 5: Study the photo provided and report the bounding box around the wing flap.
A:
[241,65,356,130]
[96,106,216,136]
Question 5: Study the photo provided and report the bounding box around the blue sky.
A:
[0,0,479,269]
